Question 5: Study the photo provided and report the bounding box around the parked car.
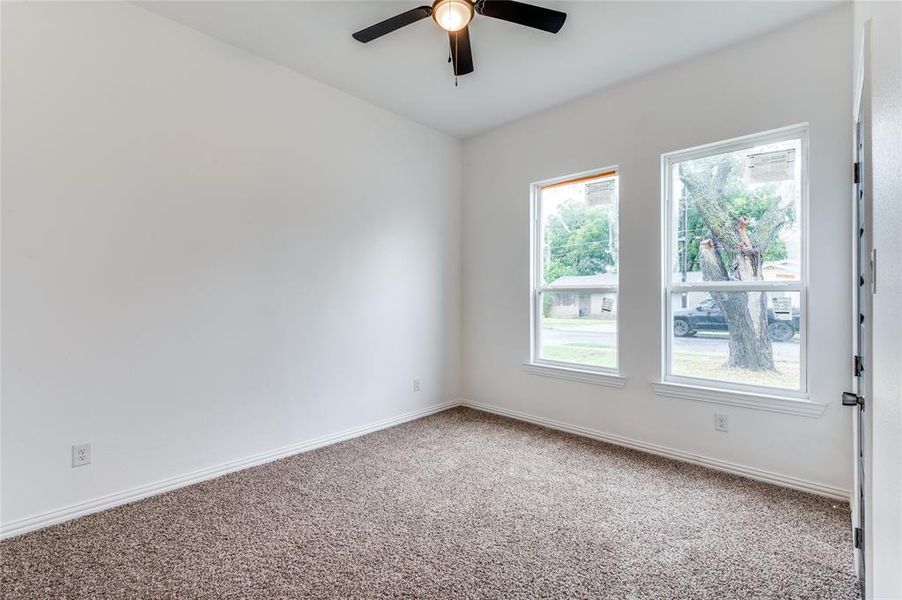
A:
[673,299,799,342]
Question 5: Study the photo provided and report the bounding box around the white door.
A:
[846,107,871,599]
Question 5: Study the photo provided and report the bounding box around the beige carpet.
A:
[1,407,858,599]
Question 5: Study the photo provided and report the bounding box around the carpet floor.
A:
[1,407,858,599]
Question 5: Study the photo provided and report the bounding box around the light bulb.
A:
[433,0,473,32]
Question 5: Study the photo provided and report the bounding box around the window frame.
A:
[529,166,621,376]
[661,125,809,398]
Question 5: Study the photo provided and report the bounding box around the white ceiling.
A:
[139,1,839,138]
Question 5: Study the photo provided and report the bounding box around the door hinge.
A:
[854,527,864,549]
[853,162,861,184]
[842,391,864,408]
[854,355,864,377]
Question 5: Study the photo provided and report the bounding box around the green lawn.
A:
[542,333,799,390]
[542,315,799,390]
[541,342,617,369]
[672,353,800,389]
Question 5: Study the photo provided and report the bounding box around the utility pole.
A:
[680,191,689,308]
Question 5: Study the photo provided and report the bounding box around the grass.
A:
[672,354,800,389]
[541,342,616,369]
[544,343,799,388]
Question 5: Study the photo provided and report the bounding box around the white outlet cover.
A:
[714,414,729,432]
[72,443,91,467]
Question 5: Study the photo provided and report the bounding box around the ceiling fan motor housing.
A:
[432,0,474,32]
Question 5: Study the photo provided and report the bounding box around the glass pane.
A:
[670,138,802,284]
[540,173,618,287]
[670,291,801,390]
[539,292,617,369]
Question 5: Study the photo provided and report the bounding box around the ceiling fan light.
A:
[432,0,473,32]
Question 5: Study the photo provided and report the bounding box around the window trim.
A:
[651,381,825,417]
[528,166,622,377]
[523,362,628,389]
[660,124,810,398]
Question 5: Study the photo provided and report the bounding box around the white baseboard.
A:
[0,400,459,540]
[459,398,850,501]
[2,397,849,540]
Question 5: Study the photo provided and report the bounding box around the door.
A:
[846,108,871,598]
[695,300,723,330]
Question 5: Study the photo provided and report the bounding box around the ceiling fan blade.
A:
[449,26,474,76]
[352,6,432,43]
[475,1,566,34]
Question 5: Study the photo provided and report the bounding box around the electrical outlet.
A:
[413,378,421,392]
[72,443,91,467]
[714,413,729,433]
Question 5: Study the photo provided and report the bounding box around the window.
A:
[662,126,807,395]
[531,169,619,373]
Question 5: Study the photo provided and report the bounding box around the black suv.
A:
[673,299,799,342]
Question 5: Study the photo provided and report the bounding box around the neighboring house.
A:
[762,259,801,280]
[546,273,618,317]
[547,261,800,317]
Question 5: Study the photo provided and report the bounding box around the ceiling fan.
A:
[352,0,567,77]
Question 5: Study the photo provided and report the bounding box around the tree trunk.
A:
[731,217,774,370]
[680,161,778,372]
[699,239,775,372]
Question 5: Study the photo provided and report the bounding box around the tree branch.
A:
[679,161,741,253]
[752,203,792,254]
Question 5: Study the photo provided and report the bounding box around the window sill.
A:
[651,381,826,418]
[523,363,628,389]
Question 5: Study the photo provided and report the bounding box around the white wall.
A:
[461,6,853,492]
[853,3,902,597]
[0,2,461,527]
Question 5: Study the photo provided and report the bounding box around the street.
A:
[542,325,800,360]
